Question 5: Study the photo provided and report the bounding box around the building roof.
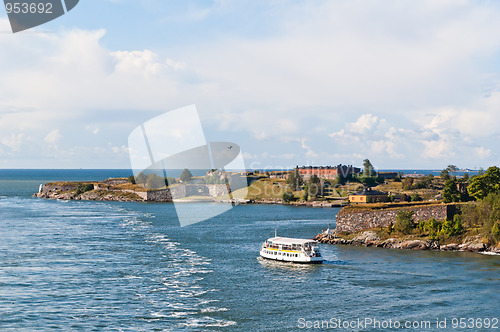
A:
[350,188,387,196]
[266,237,318,245]
[298,164,358,170]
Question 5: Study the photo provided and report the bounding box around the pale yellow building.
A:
[349,188,388,203]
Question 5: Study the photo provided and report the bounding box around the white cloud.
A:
[111,50,186,76]
[475,146,492,159]
[242,152,257,160]
[44,130,62,144]
[422,139,454,160]
[1,133,27,151]
[2,1,500,168]
[111,144,129,154]
[329,113,404,159]
[300,137,318,159]
[347,114,379,134]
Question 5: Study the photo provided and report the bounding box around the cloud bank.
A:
[1,0,500,169]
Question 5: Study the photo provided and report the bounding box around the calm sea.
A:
[0,170,499,331]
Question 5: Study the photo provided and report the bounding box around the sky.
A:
[1,0,500,170]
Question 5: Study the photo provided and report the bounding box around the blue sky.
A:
[1,0,500,170]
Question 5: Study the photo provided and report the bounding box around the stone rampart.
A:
[335,204,453,233]
[37,182,229,202]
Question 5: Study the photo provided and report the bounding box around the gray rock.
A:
[399,240,428,250]
[459,241,486,252]
[353,231,380,243]
[441,243,458,251]
[382,238,400,248]
[428,241,440,250]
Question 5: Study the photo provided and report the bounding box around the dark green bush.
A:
[75,182,94,195]
[394,210,414,235]
[282,191,295,203]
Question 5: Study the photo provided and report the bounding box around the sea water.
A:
[0,170,499,331]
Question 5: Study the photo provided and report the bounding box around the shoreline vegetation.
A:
[314,201,500,255]
[34,162,500,254]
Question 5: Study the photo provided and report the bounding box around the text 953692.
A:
[5,2,53,14]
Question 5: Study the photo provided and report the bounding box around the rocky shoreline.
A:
[314,231,500,255]
[35,189,143,202]
[34,180,345,207]
[251,198,344,207]
[35,192,344,207]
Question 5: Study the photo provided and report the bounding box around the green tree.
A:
[337,172,346,185]
[180,168,193,183]
[128,175,136,184]
[393,172,403,182]
[75,182,94,195]
[401,194,411,202]
[467,166,500,200]
[146,173,165,189]
[286,167,304,191]
[440,218,454,237]
[452,214,464,235]
[309,174,320,185]
[411,193,423,202]
[363,159,375,177]
[424,218,442,239]
[135,172,147,185]
[302,184,309,201]
[387,222,394,235]
[282,191,295,203]
[492,222,500,237]
[440,169,451,180]
[402,177,414,190]
[361,177,377,187]
[439,215,464,237]
[443,177,460,203]
[460,193,500,235]
[394,210,414,235]
[308,175,322,198]
[446,165,458,176]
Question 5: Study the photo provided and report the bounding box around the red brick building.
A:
[297,164,361,180]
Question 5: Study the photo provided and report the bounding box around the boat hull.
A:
[259,248,323,264]
[260,254,323,264]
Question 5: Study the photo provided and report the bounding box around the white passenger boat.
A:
[260,235,324,264]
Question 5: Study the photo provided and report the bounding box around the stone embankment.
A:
[34,180,232,202]
[314,231,500,254]
[335,203,454,233]
[313,203,500,254]
[35,181,144,201]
